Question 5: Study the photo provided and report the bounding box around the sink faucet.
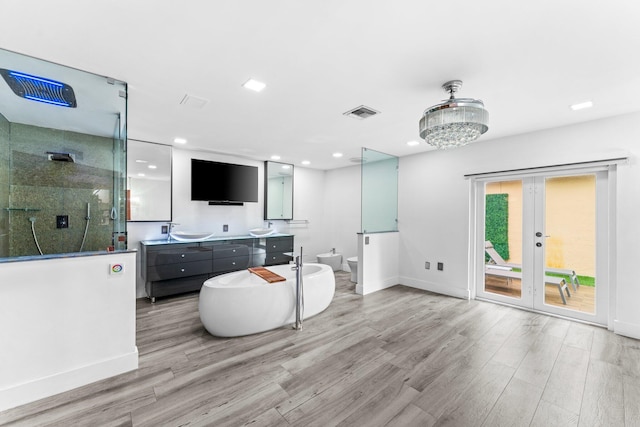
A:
[331,248,335,254]
[167,222,179,241]
[267,221,273,228]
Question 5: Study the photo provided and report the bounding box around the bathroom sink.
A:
[249,228,276,237]
[169,231,216,241]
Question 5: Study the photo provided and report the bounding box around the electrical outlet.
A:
[437,262,444,271]
[161,225,168,234]
[425,261,430,270]
[223,224,229,232]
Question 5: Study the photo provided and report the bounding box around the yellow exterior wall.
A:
[486,175,595,276]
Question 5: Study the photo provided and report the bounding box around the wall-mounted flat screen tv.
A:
[191,158,259,204]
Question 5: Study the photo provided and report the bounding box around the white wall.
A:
[289,166,328,263]
[398,112,640,338]
[0,252,138,410]
[357,232,400,295]
[171,148,265,233]
[323,165,361,268]
[397,148,475,299]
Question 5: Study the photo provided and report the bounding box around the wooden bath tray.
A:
[248,267,286,283]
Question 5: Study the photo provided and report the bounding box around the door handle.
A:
[536,242,542,247]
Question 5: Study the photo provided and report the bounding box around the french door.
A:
[475,168,609,325]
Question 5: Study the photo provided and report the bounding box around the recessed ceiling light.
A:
[135,159,148,163]
[570,101,593,111]
[301,160,310,165]
[407,140,420,146]
[333,152,343,158]
[137,173,145,177]
[148,165,157,169]
[271,155,281,160]
[242,79,266,92]
[174,137,187,144]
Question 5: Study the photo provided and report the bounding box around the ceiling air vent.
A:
[343,105,380,120]
[180,94,209,109]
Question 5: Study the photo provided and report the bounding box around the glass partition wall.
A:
[361,147,398,233]
[0,48,127,257]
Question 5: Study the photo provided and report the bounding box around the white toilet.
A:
[317,251,342,271]
[347,257,358,283]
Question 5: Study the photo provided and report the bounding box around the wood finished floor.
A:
[2,272,640,426]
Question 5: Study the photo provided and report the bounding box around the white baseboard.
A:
[0,348,138,412]
[399,276,470,300]
[359,276,398,296]
[613,320,640,340]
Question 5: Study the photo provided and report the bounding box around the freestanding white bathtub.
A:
[199,263,336,337]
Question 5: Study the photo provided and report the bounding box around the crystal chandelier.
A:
[418,80,489,149]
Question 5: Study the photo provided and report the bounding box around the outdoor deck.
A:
[485,275,596,314]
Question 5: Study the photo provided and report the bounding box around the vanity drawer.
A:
[213,255,250,273]
[146,246,212,266]
[265,237,294,253]
[264,253,293,266]
[146,274,210,298]
[146,259,213,282]
[213,244,250,259]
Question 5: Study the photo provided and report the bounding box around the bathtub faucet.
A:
[292,246,304,330]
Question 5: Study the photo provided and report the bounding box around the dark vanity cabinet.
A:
[141,234,293,301]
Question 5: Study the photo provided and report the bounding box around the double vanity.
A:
[140,233,294,301]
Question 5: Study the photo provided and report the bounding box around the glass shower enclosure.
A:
[0,48,127,257]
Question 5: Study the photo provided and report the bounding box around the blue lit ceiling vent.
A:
[0,68,77,108]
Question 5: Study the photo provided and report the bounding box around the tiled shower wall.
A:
[1,114,116,257]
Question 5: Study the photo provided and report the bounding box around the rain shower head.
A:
[0,68,77,108]
[47,151,75,162]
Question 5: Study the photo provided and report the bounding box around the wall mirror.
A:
[127,140,172,221]
[264,161,293,220]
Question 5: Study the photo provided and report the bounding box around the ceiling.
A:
[1,0,639,170]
